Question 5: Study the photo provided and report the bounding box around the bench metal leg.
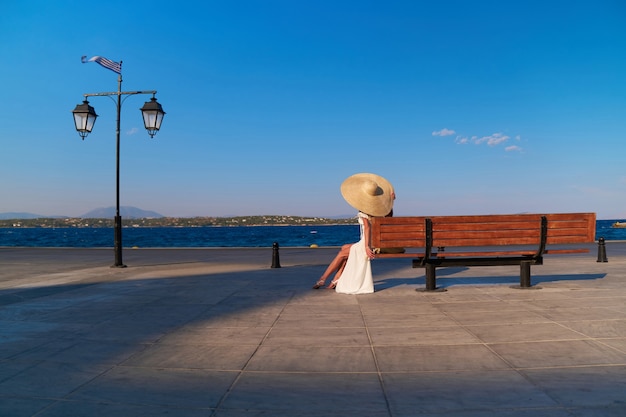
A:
[417,263,446,292]
[519,261,534,288]
[426,264,436,290]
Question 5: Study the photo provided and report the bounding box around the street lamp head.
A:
[140,96,165,138]
[72,99,98,140]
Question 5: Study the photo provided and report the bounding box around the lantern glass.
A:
[72,100,98,139]
[140,97,165,138]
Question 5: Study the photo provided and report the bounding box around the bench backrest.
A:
[427,214,544,248]
[370,216,429,249]
[370,213,596,252]
[542,212,597,245]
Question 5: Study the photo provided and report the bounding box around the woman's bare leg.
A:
[313,244,351,288]
[327,258,348,288]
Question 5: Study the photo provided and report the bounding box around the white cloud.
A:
[473,133,509,146]
[440,129,524,152]
[432,128,456,136]
[126,127,140,135]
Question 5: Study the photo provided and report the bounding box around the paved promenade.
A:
[0,244,625,416]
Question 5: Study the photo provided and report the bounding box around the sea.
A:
[0,220,624,248]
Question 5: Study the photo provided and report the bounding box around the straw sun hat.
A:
[340,173,394,217]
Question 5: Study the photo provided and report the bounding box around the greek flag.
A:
[81,55,122,74]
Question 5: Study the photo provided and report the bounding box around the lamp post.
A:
[72,70,165,267]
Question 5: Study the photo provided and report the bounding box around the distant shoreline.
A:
[3,216,624,229]
[0,216,358,228]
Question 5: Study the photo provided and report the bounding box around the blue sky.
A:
[1,1,625,219]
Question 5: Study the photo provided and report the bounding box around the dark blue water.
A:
[0,220,624,248]
[0,225,359,248]
[595,220,626,241]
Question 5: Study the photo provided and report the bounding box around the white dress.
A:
[335,212,374,294]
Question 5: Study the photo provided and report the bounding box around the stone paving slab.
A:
[0,245,625,416]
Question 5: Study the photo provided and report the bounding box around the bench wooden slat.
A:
[426,214,543,223]
[548,227,594,236]
[378,240,427,248]
[545,212,596,221]
[429,218,540,225]
[542,248,591,254]
[380,231,427,239]
[433,229,541,240]
[375,253,426,258]
[433,250,537,257]
[432,238,539,247]
[547,236,596,245]
[430,222,541,232]
[374,217,428,224]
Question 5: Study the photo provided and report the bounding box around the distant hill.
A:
[80,206,164,219]
[0,207,164,220]
[0,212,48,220]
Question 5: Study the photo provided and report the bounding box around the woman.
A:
[312,173,395,294]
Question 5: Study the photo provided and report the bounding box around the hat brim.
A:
[340,173,394,217]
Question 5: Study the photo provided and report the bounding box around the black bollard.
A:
[271,242,281,268]
[597,237,608,263]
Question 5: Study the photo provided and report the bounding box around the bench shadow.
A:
[436,272,607,288]
[374,266,469,290]
[375,266,607,290]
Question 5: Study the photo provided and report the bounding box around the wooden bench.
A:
[370,213,596,291]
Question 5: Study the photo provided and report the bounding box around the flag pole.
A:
[113,63,124,267]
